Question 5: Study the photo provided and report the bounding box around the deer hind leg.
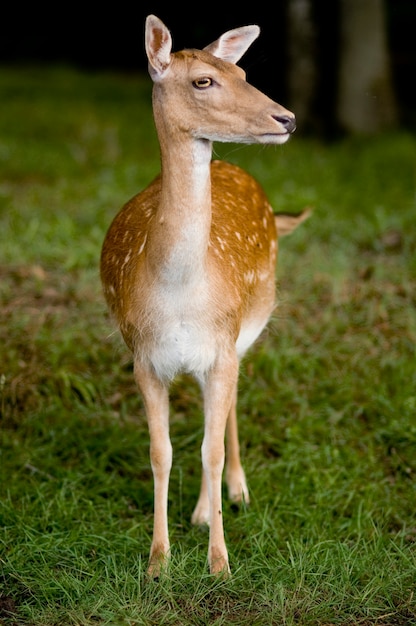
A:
[225,386,249,506]
[200,351,239,576]
[191,381,249,527]
[134,361,172,578]
[191,470,209,526]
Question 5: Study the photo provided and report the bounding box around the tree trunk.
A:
[286,0,317,132]
[337,0,398,134]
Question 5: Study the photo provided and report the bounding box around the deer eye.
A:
[192,77,213,89]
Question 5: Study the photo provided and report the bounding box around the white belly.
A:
[145,278,218,382]
[149,317,217,382]
[143,279,271,382]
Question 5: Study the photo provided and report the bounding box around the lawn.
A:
[0,65,415,625]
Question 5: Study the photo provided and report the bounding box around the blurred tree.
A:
[336,0,398,133]
[286,0,317,131]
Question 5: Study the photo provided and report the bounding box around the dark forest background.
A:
[1,0,415,136]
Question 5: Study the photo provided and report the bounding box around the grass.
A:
[0,64,415,625]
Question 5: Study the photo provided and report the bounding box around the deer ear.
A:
[145,15,173,80]
[204,25,260,64]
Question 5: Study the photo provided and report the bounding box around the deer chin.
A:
[258,132,292,144]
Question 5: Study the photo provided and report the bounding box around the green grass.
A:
[1,65,415,625]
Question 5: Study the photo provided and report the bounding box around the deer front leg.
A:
[134,362,172,578]
[202,351,239,577]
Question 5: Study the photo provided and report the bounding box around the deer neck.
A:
[148,127,213,285]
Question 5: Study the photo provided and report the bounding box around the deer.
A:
[100,14,309,578]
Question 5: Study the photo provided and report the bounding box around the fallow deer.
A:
[100,14,309,577]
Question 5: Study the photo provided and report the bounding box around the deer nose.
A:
[273,115,297,134]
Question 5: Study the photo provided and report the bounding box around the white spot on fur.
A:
[244,270,256,285]
[123,251,132,266]
[138,234,147,255]
[216,236,226,251]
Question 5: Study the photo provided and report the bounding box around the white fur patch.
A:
[150,318,218,382]
[236,311,273,357]
[143,278,218,382]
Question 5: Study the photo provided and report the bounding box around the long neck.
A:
[146,107,213,284]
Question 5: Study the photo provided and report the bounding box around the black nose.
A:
[273,115,297,134]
